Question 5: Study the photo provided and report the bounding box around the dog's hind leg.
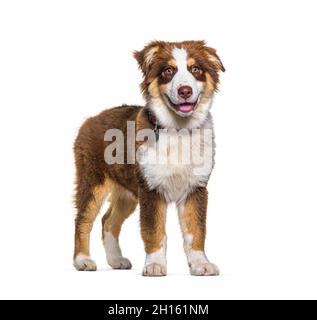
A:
[73,180,109,271]
[102,183,137,269]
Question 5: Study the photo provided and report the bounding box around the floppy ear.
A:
[133,42,160,76]
[204,46,225,72]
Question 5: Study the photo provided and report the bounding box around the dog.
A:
[73,40,225,276]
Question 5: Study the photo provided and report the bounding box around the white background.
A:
[0,0,317,300]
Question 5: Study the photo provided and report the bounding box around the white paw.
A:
[190,262,219,276]
[74,255,97,271]
[108,256,132,269]
[143,263,167,276]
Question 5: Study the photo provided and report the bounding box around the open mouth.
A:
[165,95,197,113]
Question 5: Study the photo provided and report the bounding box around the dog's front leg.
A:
[139,189,167,276]
[177,187,219,276]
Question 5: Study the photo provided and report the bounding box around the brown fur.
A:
[73,40,224,272]
[101,181,137,239]
[133,40,224,98]
[139,190,167,253]
[179,187,208,251]
[73,106,154,260]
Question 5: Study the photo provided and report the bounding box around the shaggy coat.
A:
[73,40,224,276]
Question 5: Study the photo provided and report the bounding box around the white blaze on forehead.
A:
[166,47,203,105]
[172,47,188,72]
[172,48,192,86]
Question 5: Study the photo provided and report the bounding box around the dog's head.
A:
[134,40,225,127]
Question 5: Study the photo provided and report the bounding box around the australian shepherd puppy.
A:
[73,40,225,276]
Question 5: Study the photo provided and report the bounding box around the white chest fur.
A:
[138,116,215,203]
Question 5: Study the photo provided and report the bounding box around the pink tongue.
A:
[178,104,193,112]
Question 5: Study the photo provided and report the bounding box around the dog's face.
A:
[134,41,225,120]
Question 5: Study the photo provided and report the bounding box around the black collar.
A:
[147,110,162,140]
[147,109,198,138]
[147,110,162,130]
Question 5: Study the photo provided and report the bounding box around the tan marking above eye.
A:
[187,57,196,67]
[167,59,177,68]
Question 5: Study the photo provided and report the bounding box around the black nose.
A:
[178,86,193,100]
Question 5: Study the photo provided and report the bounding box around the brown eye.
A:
[191,65,201,74]
[164,67,174,75]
